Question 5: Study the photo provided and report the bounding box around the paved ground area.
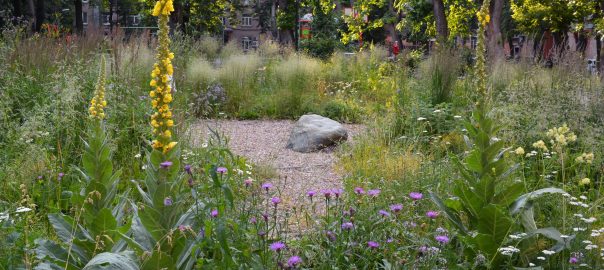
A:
[189,119,365,207]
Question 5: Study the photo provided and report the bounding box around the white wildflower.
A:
[498,246,520,256]
[417,117,427,121]
[537,256,546,260]
[15,207,32,213]
[542,250,555,255]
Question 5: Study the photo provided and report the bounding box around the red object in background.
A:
[392,41,400,56]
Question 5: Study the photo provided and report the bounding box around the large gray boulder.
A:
[286,114,348,153]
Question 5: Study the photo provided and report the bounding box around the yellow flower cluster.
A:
[532,140,548,151]
[477,10,490,27]
[152,0,174,17]
[575,152,595,164]
[546,124,576,148]
[514,147,525,156]
[89,55,107,120]
[150,0,177,154]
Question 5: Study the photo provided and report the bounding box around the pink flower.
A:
[367,241,380,248]
[409,192,423,200]
[269,241,286,252]
[390,204,403,212]
[435,235,449,244]
[354,187,365,195]
[367,189,381,197]
[271,197,281,205]
[210,209,218,217]
[261,182,273,191]
[426,211,439,219]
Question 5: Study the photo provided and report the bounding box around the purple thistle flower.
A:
[249,217,257,224]
[379,210,391,217]
[160,161,173,169]
[163,197,173,206]
[367,241,380,248]
[435,235,450,244]
[58,173,65,180]
[37,175,43,180]
[322,189,332,199]
[390,204,403,213]
[262,212,269,222]
[216,167,227,174]
[341,222,354,230]
[287,256,302,268]
[354,187,365,195]
[326,231,336,241]
[271,197,281,206]
[367,189,381,197]
[258,231,266,237]
[409,192,423,200]
[569,256,579,264]
[269,241,286,252]
[262,182,273,191]
[426,211,439,219]
[244,178,253,187]
[387,238,394,243]
[210,209,218,217]
[187,177,194,188]
[307,190,316,198]
[184,164,192,174]
[332,188,344,198]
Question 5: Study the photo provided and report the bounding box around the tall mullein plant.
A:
[35,55,137,269]
[129,1,201,269]
[430,1,525,267]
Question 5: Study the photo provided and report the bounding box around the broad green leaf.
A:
[82,251,139,270]
[429,191,468,235]
[90,208,117,238]
[509,188,567,215]
[476,204,513,250]
[493,182,525,206]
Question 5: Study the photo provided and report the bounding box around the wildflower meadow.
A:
[1,0,604,269]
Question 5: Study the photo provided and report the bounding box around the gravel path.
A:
[190,119,365,206]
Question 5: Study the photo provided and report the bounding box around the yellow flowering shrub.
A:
[89,55,107,120]
[150,0,177,154]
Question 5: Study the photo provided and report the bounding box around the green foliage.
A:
[511,0,595,33]
[35,123,130,269]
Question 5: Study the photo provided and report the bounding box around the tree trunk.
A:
[276,0,292,44]
[26,0,36,32]
[34,0,44,31]
[432,0,448,40]
[386,0,401,45]
[487,0,504,59]
[74,0,83,35]
[596,34,602,72]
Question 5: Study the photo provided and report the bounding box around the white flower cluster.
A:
[498,246,520,256]
[509,232,528,240]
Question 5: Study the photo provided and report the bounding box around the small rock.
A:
[286,114,348,153]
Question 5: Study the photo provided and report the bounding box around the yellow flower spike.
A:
[89,55,108,120]
[150,0,176,155]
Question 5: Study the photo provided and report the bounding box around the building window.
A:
[103,14,110,26]
[241,15,252,27]
[129,15,140,26]
[242,37,251,51]
[470,35,478,50]
[82,12,88,25]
